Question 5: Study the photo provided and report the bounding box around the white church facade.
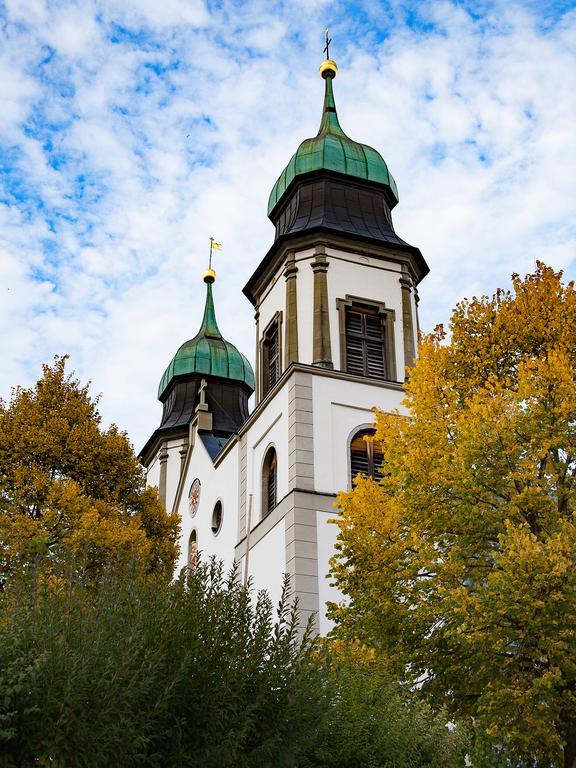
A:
[140,56,429,635]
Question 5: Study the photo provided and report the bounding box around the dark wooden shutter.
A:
[345,310,366,376]
[268,328,279,389]
[350,447,370,479]
[372,445,384,482]
[267,466,276,512]
[350,429,384,484]
[262,448,277,515]
[350,430,370,483]
[365,315,386,378]
[263,323,280,395]
[345,307,387,379]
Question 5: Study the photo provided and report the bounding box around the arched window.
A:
[211,501,223,535]
[350,429,384,484]
[187,529,198,568]
[261,447,277,518]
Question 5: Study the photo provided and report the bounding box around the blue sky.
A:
[1,0,575,448]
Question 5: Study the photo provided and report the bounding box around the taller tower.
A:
[141,52,429,635]
[237,56,428,632]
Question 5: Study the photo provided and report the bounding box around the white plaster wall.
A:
[244,518,286,616]
[312,375,406,494]
[325,248,405,378]
[257,261,286,345]
[146,453,160,491]
[175,437,239,574]
[244,382,290,526]
[144,437,185,514]
[316,509,345,636]
[165,437,185,513]
[294,247,315,365]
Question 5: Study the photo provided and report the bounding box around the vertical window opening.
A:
[262,321,280,395]
[350,429,384,485]
[262,447,278,518]
[188,529,198,568]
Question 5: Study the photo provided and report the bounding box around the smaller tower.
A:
[140,267,255,511]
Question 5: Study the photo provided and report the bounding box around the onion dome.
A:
[158,271,255,400]
[267,58,399,218]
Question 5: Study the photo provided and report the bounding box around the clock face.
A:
[188,479,201,516]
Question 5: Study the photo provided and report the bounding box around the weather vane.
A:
[208,236,222,270]
[323,27,332,59]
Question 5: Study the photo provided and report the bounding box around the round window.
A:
[188,479,201,517]
[211,501,223,535]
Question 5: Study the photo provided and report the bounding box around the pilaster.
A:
[284,251,299,367]
[311,247,333,368]
[254,305,260,403]
[158,441,169,507]
[238,433,248,539]
[400,268,416,374]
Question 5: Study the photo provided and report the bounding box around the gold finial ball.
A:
[319,59,338,79]
[203,268,216,284]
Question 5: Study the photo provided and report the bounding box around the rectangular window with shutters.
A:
[261,315,282,397]
[345,307,386,378]
[337,296,397,382]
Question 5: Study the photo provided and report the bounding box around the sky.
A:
[1,0,575,450]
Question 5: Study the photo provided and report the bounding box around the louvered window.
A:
[262,447,277,518]
[350,429,384,485]
[262,321,280,395]
[345,307,387,379]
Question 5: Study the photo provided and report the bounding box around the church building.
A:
[140,54,429,634]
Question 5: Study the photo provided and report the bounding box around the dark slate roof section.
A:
[159,379,198,430]
[199,432,230,461]
[273,174,406,245]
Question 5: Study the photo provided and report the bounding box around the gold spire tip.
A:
[203,268,216,284]
[319,59,337,79]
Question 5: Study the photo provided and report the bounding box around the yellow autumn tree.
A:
[329,264,576,768]
[0,357,180,583]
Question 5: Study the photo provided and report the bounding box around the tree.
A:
[0,357,179,582]
[328,264,576,767]
[300,642,468,768]
[0,559,323,768]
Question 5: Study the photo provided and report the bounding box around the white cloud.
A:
[0,0,574,450]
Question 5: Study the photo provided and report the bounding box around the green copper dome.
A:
[267,64,399,217]
[158,278,255,399]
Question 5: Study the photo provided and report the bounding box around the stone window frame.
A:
[336,295,397,382]
[261,443,278,520]
[260,311,283,397]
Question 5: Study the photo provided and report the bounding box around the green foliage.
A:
[329,264,576,766]
[0,559,322,768]
[0,356,180,583]
[300,644,469,768]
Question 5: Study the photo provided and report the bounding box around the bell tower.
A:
[235,52,429,633]
[244,54,427,403]
[141,266,254,516]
